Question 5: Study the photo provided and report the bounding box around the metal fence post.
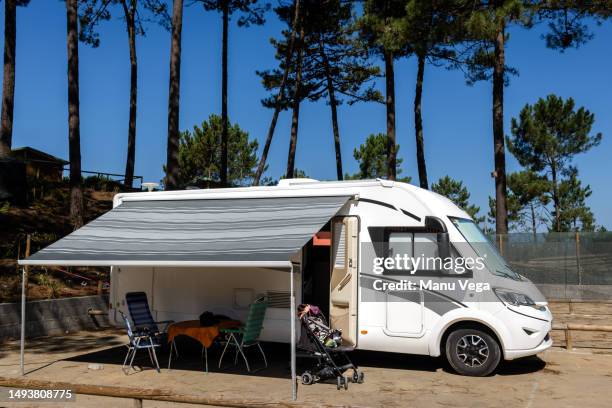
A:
[575,231,582,286]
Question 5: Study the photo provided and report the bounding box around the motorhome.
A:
[23,178,553,377]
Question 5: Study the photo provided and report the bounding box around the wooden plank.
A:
[570,302,612,316]
[0,377,338,408]
[553,314,612,326]
[570,330,612,349]
[548,302,570,315]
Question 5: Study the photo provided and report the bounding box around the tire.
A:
[445,328,501,377]
[301,372,314,385]
[351,369,365,384]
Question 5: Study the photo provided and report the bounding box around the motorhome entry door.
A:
[330,216,358,347]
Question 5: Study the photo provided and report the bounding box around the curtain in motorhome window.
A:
[388,233,413,258]
[333,222,346,268]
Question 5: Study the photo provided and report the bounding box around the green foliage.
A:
[536,1,612,52]
[171,115,260,188]
[358,0,409,57]
[488,170,550,232]
[557,168,595,231]
[258,0,381,109]
[77,0,171,47]
[83,175,124,192]
[400,0,466,61]
[432,176,483,223]
[280,168,308,180]
[345,134,410,182]
[507,94,602,231]
[0,201,9,214]
[35,273,64,299]
[455,0,530,85]
[198,0,269,26]
[508,94,602,173]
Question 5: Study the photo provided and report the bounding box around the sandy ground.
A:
[1,330,611,407]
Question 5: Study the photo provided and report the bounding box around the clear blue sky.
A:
[2,1,611,229]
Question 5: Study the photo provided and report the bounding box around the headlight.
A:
[494,288,546,311]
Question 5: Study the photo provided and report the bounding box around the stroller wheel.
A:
[337,376,348,390]
[352,370,365,384]
[301,372,314,385]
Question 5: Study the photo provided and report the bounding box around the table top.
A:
[168,319,241,348]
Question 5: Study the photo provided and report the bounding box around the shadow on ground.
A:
[64,336,547,379]
[2,331,123,356]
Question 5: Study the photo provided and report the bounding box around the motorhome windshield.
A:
[450,217,521,280]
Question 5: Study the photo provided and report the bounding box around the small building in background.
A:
[11,147,68,182]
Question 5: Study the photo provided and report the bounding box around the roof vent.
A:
[278,178,320,186]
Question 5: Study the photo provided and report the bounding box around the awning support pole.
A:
[290,263,297,401]
[20,268,26,376]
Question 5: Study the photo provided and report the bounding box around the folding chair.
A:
[125,292,173,343]
[119,311,161,374]
[218,297,268,372]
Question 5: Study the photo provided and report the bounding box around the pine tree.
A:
[459,0,531,234]
[79,0,170,188]
[507,94,602,232]
[252,0,301,185]
[165,0,184,190]
[400,0,467,189]
[170,115,260,188]
[0,0,30,158]
[432,175,484,224]
[258,0,381,180]
[358,0,408,181]
[346,133,411,182]
[66,0,83,228]
[197,0,269,186]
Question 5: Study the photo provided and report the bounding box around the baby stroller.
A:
[297,304,364,390]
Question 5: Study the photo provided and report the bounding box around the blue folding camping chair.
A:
[125,291,173,342]
[119,310,161,374]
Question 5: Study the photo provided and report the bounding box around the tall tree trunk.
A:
[530,202,537,240]
[122,0,137,189]
[66,0,83,229]
[0,0,16,158]
[286,24,305,179]
[165,0,184,190]
[220,0,229,186]
[384,49,396,181]
[414,53,428,189]
[319,40,342,180]
[252,0,301,186]
[492,21,508,234]
[551,163,560,232]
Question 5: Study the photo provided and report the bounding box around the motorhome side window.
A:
[387,232,438,275]
[386,231,470,276]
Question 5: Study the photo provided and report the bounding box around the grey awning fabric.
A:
[20,195,352,266]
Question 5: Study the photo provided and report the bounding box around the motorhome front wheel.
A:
[445,328,501,376]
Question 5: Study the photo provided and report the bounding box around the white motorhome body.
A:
[105,179,552,376]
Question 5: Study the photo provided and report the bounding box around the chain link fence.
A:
[491,232,612,300]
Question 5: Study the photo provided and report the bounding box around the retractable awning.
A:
[19,195,353,267]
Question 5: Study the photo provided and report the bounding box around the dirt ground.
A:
[1,330,611,407]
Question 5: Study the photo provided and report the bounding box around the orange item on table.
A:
[167,319,241,349]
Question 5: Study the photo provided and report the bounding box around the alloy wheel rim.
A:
[456,334,489,367]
